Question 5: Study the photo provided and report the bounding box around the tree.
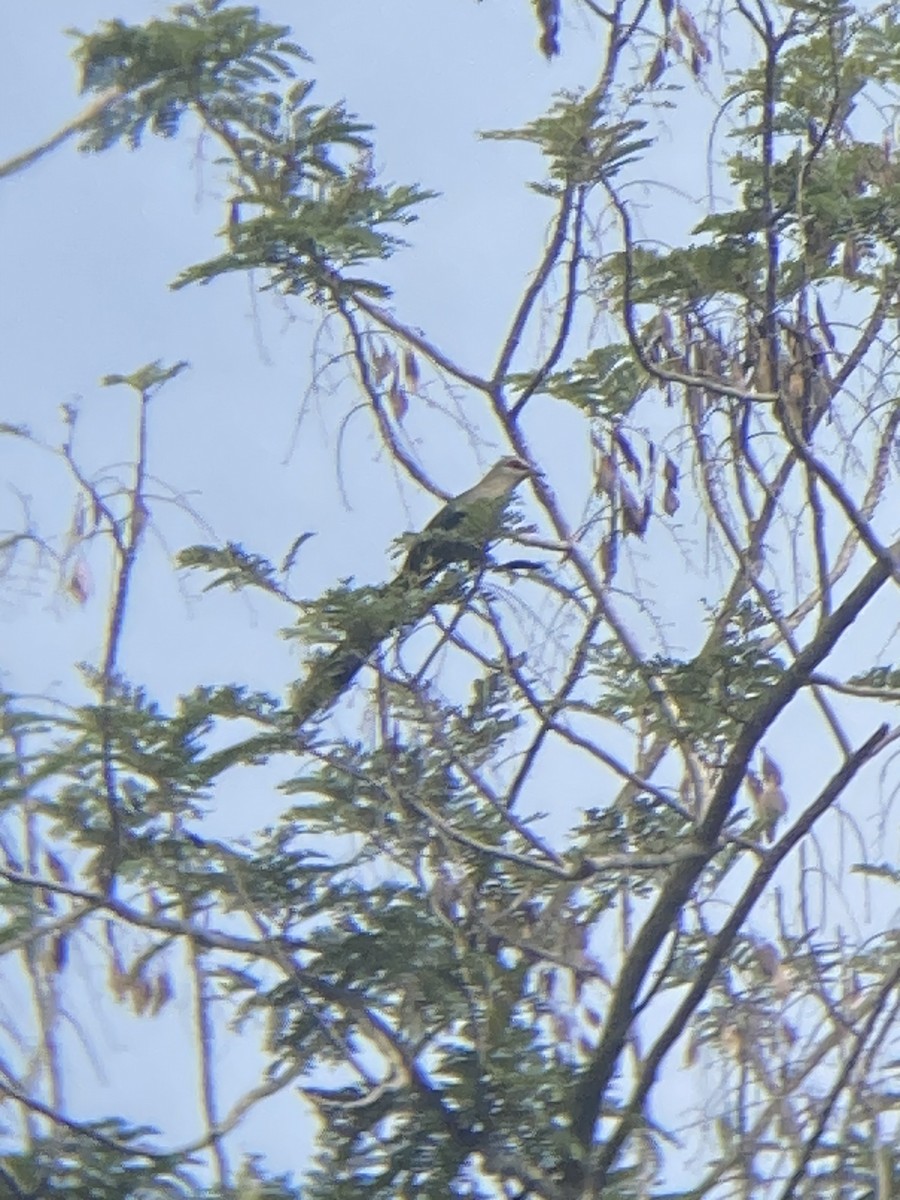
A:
[2,0,900,1196]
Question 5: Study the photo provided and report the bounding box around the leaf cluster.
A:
[70,2,434,301]
[172,179,435,300]
[0,1125,188,1200]
[510,342,649,416]
[617,238,767,307]
[483,94,652,188]
[31,680,282,885]
[71,0,306,146]
[591,619,783,749]
[177,540,287,597]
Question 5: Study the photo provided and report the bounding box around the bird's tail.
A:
[291,643,371,728]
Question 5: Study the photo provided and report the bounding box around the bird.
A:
[402,456,536,580]
[292,456,537,727]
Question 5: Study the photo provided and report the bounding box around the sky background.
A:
[2,0,897,1190]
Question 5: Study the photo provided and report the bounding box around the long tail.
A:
[291,641,373,728]
[291,571,467,728]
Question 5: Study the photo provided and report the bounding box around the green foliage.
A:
[612,6,900,313]
[846,664,900,689]
[171,180,435,299]
[511,343,649,414]
[291,579,416,652]
[32,679,285,886]
[458,670,523,762]
[282,692,521,839]
[483,94,652,186]
[0,1131,307,1198]
[722,138,900,290]
[101,359,190,394]
[0,1125,189,1200]
[618,239,766,306]
[71,1,307,146]
[177,541,286,596]
[71,2,433,300]
[592,613,783,750]
[657,636,783,744]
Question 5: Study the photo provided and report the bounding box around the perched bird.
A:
[403,456,536,580]
[293,456,537,727]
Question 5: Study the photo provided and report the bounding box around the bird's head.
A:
[480,456,537,497]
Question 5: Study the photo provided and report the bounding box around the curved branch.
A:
[494,184,576,387]
[510,185,588,421]
[0,89,120,181]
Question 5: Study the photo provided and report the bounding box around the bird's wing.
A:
[424,500,467,533]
